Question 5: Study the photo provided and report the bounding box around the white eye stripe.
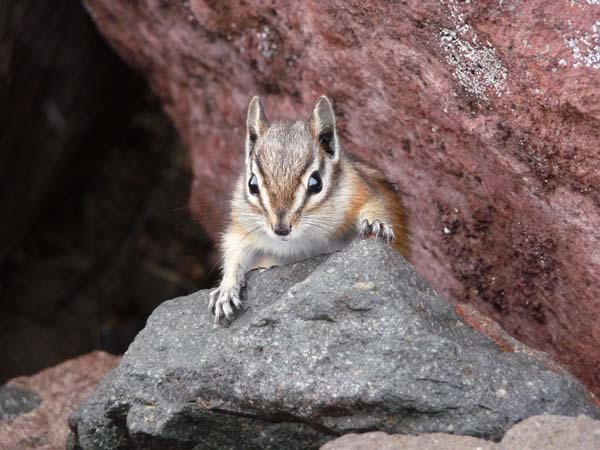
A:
[292,158,332,213]
[248,161,276,215]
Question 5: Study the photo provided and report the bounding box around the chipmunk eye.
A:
[307,171,322,194]
[248,174,259,195]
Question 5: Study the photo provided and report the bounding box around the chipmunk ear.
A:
[310,96,339,161]
[246,96,268,159]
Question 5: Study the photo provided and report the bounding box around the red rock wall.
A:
[85,0,600,394]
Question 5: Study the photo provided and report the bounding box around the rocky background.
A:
[0,0,215,382]
[80,0,600,396]
[2,0,600,449]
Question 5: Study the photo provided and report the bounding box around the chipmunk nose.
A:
[273,223,292,236]
[273,210,291,236]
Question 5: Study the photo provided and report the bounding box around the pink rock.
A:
[0,351,119,450]
[320,431,495,450]
[319,415,600,450]
[85,0,600,394]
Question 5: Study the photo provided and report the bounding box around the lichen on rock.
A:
[439,28,508,101]
[565,20,600,69]
[438,0,508,101]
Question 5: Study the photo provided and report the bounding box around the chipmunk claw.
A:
[208,285,242,324]
[358,218,395,242]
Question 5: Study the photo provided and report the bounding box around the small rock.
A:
[320,430,494,450]
[0,351,119,450]
[0,386,41,421]
[320,414,600,450]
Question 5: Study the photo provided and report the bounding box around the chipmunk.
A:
[209,96,408,322]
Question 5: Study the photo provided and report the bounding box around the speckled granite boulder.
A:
[68,240,599,450]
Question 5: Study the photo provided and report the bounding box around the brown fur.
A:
[342,158,409,257]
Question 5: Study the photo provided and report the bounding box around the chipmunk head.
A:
[243,96,341,240]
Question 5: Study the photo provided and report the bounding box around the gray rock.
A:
[0,385,41,421]
[68,240,599,449]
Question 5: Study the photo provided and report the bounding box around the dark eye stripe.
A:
[245,161,268,213]
[299,155,326,189]
[298,154,316,182]
[317,162,341,206]
[318,155,326,178]
[296,156,330,214]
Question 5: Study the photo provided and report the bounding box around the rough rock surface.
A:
[68,240,598,449]
[0,351,119,450]
[321,414,600,450]
[84,0,600,394]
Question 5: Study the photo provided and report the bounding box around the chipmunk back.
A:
[209,96,408,322]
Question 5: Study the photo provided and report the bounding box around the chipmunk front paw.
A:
[208,283,243,323]
[358,218,395,242]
